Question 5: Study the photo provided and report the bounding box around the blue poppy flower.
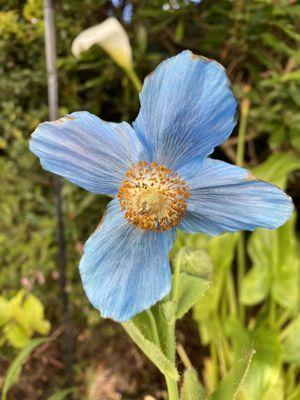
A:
[30,50,293,322]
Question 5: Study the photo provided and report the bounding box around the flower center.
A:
[118,162,190,232]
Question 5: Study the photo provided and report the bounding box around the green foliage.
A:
[191,233,238,344]
[122,251,213,398]
[122,320,179,382]
[252,153,300,189]
[282,316,300,366]
[208,349,255,400]
[241,215,299,310]
[181,368,205,400]
[175,272,210,319]
[0,289,50,349]
[226,320,282,400]
[46,388,77,400]
[2,337,46,400]
[175,247,214,280]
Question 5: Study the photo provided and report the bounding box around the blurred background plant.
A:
[0,0,300,399]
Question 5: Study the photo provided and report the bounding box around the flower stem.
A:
[126,68,142,92]
[236,95,249,167]
[165,377,180,400]
[236,91,250,323]
[164,254,182,400]
[237,233,246,322]
[172,250,182,304]
[177,343,193,369]
[125,58,178,400]
[165,321,179,399]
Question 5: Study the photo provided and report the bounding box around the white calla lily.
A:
[72,17,133,72]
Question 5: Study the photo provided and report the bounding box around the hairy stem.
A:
[164,255,182,400]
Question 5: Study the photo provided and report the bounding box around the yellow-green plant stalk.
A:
[71,17,141,91]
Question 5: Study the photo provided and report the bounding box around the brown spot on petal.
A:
[243,172,257,181]
[51,114,76,125]
[190,52,213,63]
[145,70,154,79]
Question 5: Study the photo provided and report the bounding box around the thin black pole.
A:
[43,0,73,393]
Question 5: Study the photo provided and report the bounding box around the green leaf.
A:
[22,294,51,335]
[252,153,300,189]
[47,388,77,400]
[0,296,11,326]
[176,272,210,319]
[175,247,214,279]
[282,316,300,365]
[242,328,282,399]
[208,349,255,400]
[16,291,50,334]
[122,321,179,381]
[174,232,237,273]
[174,19,184,42]
[160,300,177,324]
[242,216,299,310]
[208,233,238,271]
[8,290,51,339]
[132,310,157,345]
[262,375,285,400]
[193,233,238,344]
[227,320,282,399]
[181,368,205,400]
[2,337,46,400]
[272,217,299,310]
[4,322,31,348]
[241,227,270,305]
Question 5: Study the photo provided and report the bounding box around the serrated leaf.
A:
[208,349,255,400]
[122,321,179,381]
[181,368,205,400]
[243,328,282,399]
[176,272,210,319]
[226,320,282,399]
[2,337,46,400]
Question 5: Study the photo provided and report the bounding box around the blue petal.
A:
[133,50,237,171]
[79,199,175,322]
[30,112,146,196]
[180,158,293,235]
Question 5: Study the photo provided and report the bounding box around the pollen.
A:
[118,162,190,232]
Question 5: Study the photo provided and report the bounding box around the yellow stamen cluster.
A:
[118,162,190,232]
